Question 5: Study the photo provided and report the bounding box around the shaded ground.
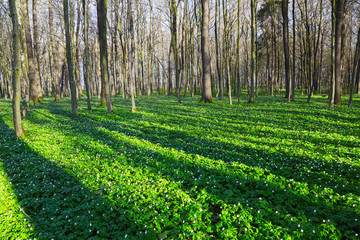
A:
[0,95,359,239]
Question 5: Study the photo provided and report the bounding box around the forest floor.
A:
[0,94,360,239]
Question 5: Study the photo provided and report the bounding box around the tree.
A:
[63,0,78,116]
[291,0,296,101]
[169,0,181,103]
[33,0,42,99]
[147,0,153,99]
[48,0,60,101]
[334,0,345,105]
[200,0,212,103]
[128,0,137,112]
[9,0,25,137]
[23,0,38,106]
[223,0,232,104]
[249,0,256,103]
[83,0,92,110]
[215,0,222,100]
[96,0,113,113]
[282,0,290,101]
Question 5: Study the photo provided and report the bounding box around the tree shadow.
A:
[65,108,359,199]
[31,107,360,238]
[0,118,145,239]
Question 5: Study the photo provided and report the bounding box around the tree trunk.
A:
[291,0,296,100]
[305,0,313,102]
[282,0,290,101]
[83,0,92,110]
[96,0,113,113]
[23,0,39,106]
[168,43,173,95]
[9,0,25,137]
[349,24,360,107]
[147,0,153,99]
[128,0,137,112]
[236,0,241,102]
[170,0,181,103]
[334,0,345,105]
[75,0,82,99]
[330,0,336,108]
[249,0,256,103]
[214,1,222,100]
[63,0,78,116]
[200,0,213,103]
[33,0,43,99]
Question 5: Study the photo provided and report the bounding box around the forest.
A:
[0,0,360,239]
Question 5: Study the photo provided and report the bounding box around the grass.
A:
[0,94,359,239]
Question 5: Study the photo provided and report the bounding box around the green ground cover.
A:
[0,95,359,239]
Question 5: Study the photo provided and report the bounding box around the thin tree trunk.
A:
[236,0,241,102]
[200,0,213,103]
[83,0,92,110]
[334,0,345,105]
[23,0,39,106]
[170,0,181,103]
[349,24,360,107]
[33,0,42,99]
[63,0,78,116]
[97,0,113,113]
[282,0,290,101]
[292,0,296,100]
[249,0,256,103]
[330,0,336,108]
[129,0,137,112]
[168,43,173,95]
[9,0,25,137]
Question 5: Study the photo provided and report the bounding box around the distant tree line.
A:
[1,0,360,136]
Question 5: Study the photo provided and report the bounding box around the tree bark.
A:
[83,0,92,110]
[200,0,213,103]
[33,0,42,99]
[282,0,290,101]
[23,0,39,106]
[147,0,153,99]
[128,0,137,112]
[215,0,222,100]
[96,0,113,113]
[9,0,25,137]
[63,0,78,116]
[334,0,345,105]
[249,0,256,103]
[170,0,181,103]
[291,0,296,100]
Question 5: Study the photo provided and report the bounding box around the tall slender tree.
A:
[83,0,92,110]
[147,0,153,99]
[215,0,222,100]
[249,0,256,103]
[200,0,212,103]
[96,0,113,113]
[282,0,290,101]
[291,0,296,100]
[63,0,78,116]
[23,0,38,106]
[9,0,25,137]
[128,0,137,112]
[334,0,345,105]
[33,0,42,99]
[169,0,181,103]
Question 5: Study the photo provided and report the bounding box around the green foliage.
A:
[0,94,359,239]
